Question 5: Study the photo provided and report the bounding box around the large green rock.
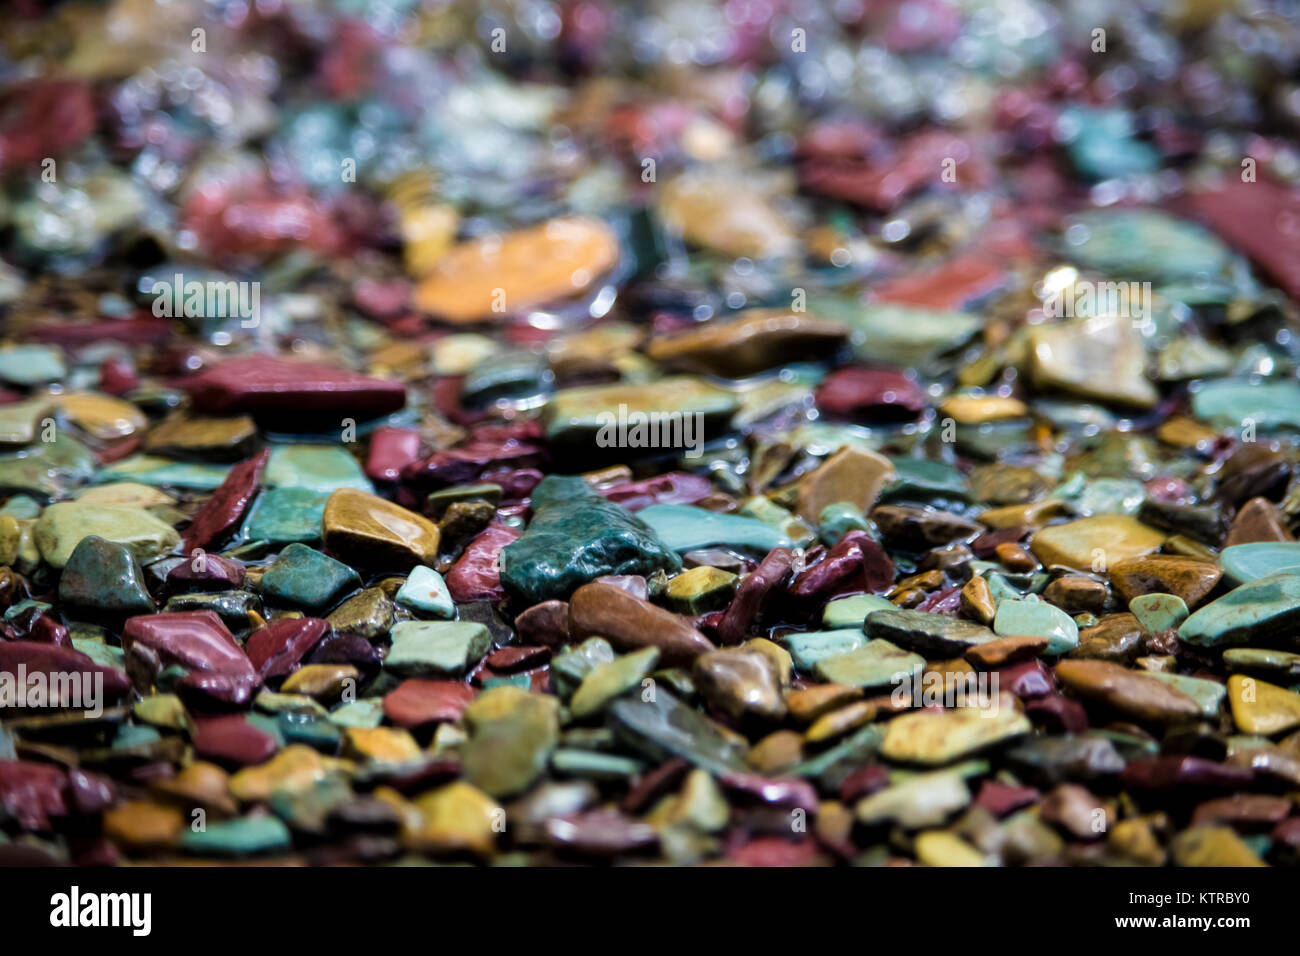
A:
[1179,572,1300,648]
[58,535,155,618]
[258,543,360,611]
[499,475,681,604]
[35,501,180,569]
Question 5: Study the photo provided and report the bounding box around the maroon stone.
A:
[122,610,259,706]
[1121,755,1255,791]
[1192,178,1300,300]
[482,468,544,501]
[718,547,795,645]
[971,527,1028,559]
[182,354,406,420]
[838,763,890,804]
[1025,693,1089,733]
[183,449,270,552]
[1191,793,1291,829]
[27,616,70,647]
[514,600,571,647]
[1273,817,1300,848]
[245,618,330,679]
[166,554,246,593]
[0,80,95,174]
[445,524,520,603]
[0,641,130,702]
[402,439,547,488]
[789,530,894,603]
[67,768,116,815]
[366,427,422,483]
[915,585,961,615]
[599,472,712,511]
[307,633,383,672]
[727,836,820,867]
[995,659,1055,698]
[873,253,1006,310]
[816,367,926,421]
[974,779,1040,817]
[192,715,278,767]
[621,758,690,814]
[383,679,477,728]
[0,761,70,830]
[485,645,551,673]
[98,356,139,396]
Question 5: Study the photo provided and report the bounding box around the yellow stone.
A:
[658,170,799,260]
[1028,314,1158,408]
[431,334,498,375]
[0,396,54,445]
[646,308,848,378]
[229,745,352,803]
[322,488,441,569]
[785,683,862,723]
[1170,826,1267,867]
[144,414,257,457]
[939,394,1029,424]
[55,391,146,440]
[978,499,1069,529]
[747,730,804,774]
[414,217,618,324]
[796,445,896,522]
[344,726,423,764]
[744,637,793,690]
[408,781,501,856]
[915,830,991,866]
[805,700,877,744]
[0,515,18,566]
[881,706,1031,765]
[75,482,176,507]
[1157,416,1219,449]
[1228,675,1300,735]
[280,663,359,702]
[1029,515,1165,570]
[149,761,238,816]
[103,800,184,850]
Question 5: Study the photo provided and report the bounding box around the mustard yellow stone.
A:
[407,781,501,856]
[229,745,352,803]
[322,488,441,569]
[1228,674,1300,735]
[0,515,18,566]
[805,700,877,744]
[280,663,359,702]
[103,800,184,850]
[1029,514,1165,570]
[939,394,1029,424]
[144,414,257,457]
[915,830,991,867]
[345,726,423,764]
[149,761,238,817]
[56,391,147,440]
[978,499,1069,529]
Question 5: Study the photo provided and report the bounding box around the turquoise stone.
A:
[71,637,126,670]
[1146,672,1227,719]
[384,620,492,676]
[1059,106,1160,181]
[608,692,749,775]
[993,596,1078,653]
[883,457,969,500]
[817,501,871,545]
[327,698,385,728]
[242,487,329,543]
[636,503,790,554]
[813,638,925,690]
[258,543,361,611]
[395,565,455,619]
[0,344,65,386]
[1221,543,1300,583]
[1192,380,1300,431]
[265,444,372,492]
[822,594,895,629]
[98,456,230,490]
[1179,573,1300,647]
[58,535,155,617]
[1129,593,1189,633]
[779,629,866,670]
[280,712,344,751]
[1064,209,1232,283]
[179,815,292,856]
[550,748,647,781]
[499,475,681,604]
[0,495,40,519]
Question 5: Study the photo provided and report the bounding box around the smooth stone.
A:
[182,449,270,551]
[425,483,503,520]
[717,546,795,645]
[344,726,421,764]
[123,610,260,706]
[796,446,896,523]
[165,590,260,631]
[818,501,872,545]
[816,367,926,421]
[1227,675,1300,735]
[1065,209,1232,282]
[0,641,131,703]
[693,646,786,721]
[228,745,351,803]
[780,629,867,670]
[384,620,492,677]
[265,444,371,493]
[184,354,405,421]
[322,488,440,570]
[407,781,501,856]
[1109,554,1222,604]
[258,543,361,611]
[1130,593,1189,633]
[646,308,848,378]
[813,638,925,690]
[1180,573,1300,648]
[34,502,179,570]
[822,593,895,629]
[192,715,279,766]
[282,664,359,702]
[0,397,53,445]
[570,647,660,719]
[657,170,797,259]
[0,344,63,386]
[543,377,737,446]
[609,692,749,775]
[244,618,329,678]
[1169,826,1266,867]
[882,706,1030,765]
[99,456,232,491]
[394,565,454,619]
[1147,672,1227,719]
[103,800,184,850]
[58,535,154,618]
[636,503,790,555]
[569,581,715,667]
[58,393,141,440]
[461,686,561,798]
[500,475,680,605]
[166,553,245,593]
[1193,379,1300,432]
[242,486,328,543]
[961,575,998,624]
[1028,314,1157,408]
[865,608,1000,657]
[1220,543,1300,584]
[1029,515,1164,570]
[179,814,292,856]
[1224,497,1291,548]
[664,566,737,615]
[1055,660,1202,725]
[939,394,1028,424]
[383,679,477,728]
[144,414,258,460]
[855,770,971,829]
[75,482,174,508]
[840,303,983,367]
[0,434,95,500]
[550,637,617,701]
[1059,105,1159,179]
[966,635,1050,668]
[993,596,1078,654]
[915,830,991,867]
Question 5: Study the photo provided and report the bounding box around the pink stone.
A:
[995,659,1056,698]
[98,356,139,396]
[166,554,246,593]
[183,449,269,552]
[816,367,927,421]
[872,253,1006,310]
[193,715,278,767]
[974,779,1040,817]
[383,679,477,728]
[1192,178,1300,300]
[445,523,521,603]
[0,641,130,701]
[245,618,331,679]
[0,761,70,831]
[366,426,422,483]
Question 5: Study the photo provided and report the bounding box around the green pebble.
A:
[637,503,790,554]
[180,815,292,856]
[242,487,329,543]
[258,543,360,611]
[993,596,1079,654]
[384,620,492,676]
[394,565,454,619]
[1129,592,1189,632]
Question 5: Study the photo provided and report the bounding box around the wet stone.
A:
[259,544,361,612]
[385,621,492,677]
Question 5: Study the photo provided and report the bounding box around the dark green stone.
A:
[609,691,748,775]
[58,535,154,618]
[258,543,361,611]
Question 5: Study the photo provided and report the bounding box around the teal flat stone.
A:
[866,608,999,657]
[1179,573,1300,647]
[813,638,925,690]
[0,435,96,499]
[1222,647,1300,678]
[1192,380,1300,431]
[1221,543,1300,583]
[0,495,40,519]
[993,596,1078,653]
[482,674,532,690]
[788,724,884,778]
[70,637,126,670]
[98,455,231,490]
[0,344,65,386]
[265,444,372,492]
[1064,209,1231,283]
[384,620,492,676]
[812,297,981,367]
[817,501,871,545]
[395,565,455,619]
[1059,106,1160,181]
[1129,593,1189,633]
[549,748,647,781]
[883,457,969,500]
[279,713,343,751]
[1146,672,1227,719]
[242,487,329,543]
[779,629,866,670]
[258,543,361,611]
[499,475,681,604]
[180,815,292,856]
[608,692,749,775]
[636,503,790,554]
[327,698,386,728]
[58,535,155,618]
[822,594,895,629]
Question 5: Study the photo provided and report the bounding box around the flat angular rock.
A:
[183,354,405,421]
[384,621,492,677]
[865,608,999,657]
[569,581,715,666]
[1179,573,1300,648]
